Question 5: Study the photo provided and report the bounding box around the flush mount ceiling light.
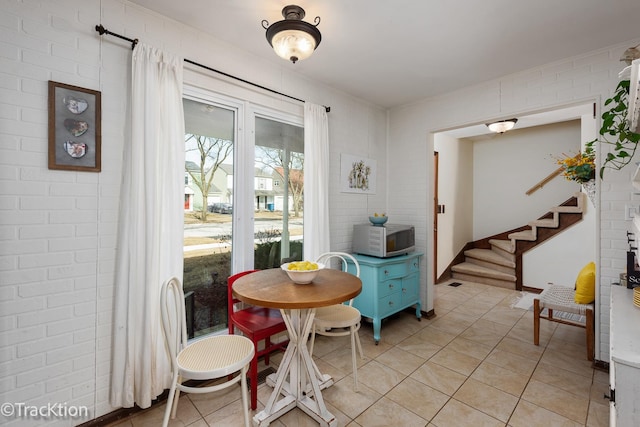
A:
[262,5,321,64]
[486,118,518,134]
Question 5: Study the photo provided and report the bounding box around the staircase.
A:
[450,192,586,290]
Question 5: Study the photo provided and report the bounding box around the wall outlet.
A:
[625,204,638,221]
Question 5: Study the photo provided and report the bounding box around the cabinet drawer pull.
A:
[384,269,390,276]
[388,283,395,290]
[388,301,394,306]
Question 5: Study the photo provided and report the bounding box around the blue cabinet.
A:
[346,252,423,343]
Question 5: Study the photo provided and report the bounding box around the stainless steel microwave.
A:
[352,224,415,258]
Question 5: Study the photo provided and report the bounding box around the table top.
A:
[232,268,362,309]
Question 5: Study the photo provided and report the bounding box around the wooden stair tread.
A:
[464,248,515,268]
[529,218,558,228]
[451,262,516,281]
[508,230,537,241]
[488,239,515,254]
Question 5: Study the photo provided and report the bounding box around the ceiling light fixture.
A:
[262,5,321,64]
[486,118,518,134]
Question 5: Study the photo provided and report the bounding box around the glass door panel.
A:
[253,116,304,269]
[183,98,234,337]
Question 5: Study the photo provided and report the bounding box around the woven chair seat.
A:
[314,304,361,329]
[177,335,254,379]
[539,285,594,317]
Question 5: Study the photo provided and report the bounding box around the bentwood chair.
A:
[160,277,254,427]
[228,270,289,410]
[309,252,364,391]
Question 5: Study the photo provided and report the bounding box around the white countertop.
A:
[611,285,640,368]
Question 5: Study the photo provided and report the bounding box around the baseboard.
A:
[76,392,168,427]
[421,308,435,318]
[593,359,610,372]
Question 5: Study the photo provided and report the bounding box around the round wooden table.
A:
[233,268,362,427]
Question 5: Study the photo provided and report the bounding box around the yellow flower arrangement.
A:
[556,150,595,183]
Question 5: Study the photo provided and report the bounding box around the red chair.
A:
[228,270,289,410]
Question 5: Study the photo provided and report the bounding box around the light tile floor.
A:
[108,279,610,426]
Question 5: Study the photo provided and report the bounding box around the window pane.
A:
[183,98,234,337]
[254,117,304,269]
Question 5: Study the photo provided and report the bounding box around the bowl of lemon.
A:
[281,261,325,284]
[369,213,388,226]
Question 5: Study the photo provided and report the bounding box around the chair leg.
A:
[162,376,178,427]
[249,351,258,410]
[533,298,540,346]
[354,325,364,360]
[240,364,251,427]
[170,377,182,419]
[265,337,271,365]
[350,327,358,391]
[586,308,595,362]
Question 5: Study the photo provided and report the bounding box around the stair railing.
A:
[526,154,579,196]
[526,167,563,195]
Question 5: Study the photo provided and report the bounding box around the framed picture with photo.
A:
[48,81,101,172]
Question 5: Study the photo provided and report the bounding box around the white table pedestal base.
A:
[253,308,337,427]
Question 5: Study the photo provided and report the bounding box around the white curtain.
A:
[303,102,331,260]
[110,44,185,409]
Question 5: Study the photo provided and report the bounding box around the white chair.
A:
[160,277,255,427]
[309,252,364,390]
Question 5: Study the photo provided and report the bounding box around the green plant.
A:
[587,80,640,178]
[555,151,596,183]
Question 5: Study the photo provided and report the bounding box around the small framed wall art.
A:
[48,80,101,172]
[340,153,377,194]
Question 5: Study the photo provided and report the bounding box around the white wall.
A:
[433,134,474,278]
[472,121,580,240]
[523,113,598,288]
[0,0,386,424]
[523,201,597,288]
[388,38,640,362]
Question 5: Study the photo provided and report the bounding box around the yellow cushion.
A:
[574,262,596,304]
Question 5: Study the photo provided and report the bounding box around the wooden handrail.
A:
[526,154,581,196]
[526,166,564,195]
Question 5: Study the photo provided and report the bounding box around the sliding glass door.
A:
[182,97,235,337]
[181,91,304,337]
[253,116,305,270]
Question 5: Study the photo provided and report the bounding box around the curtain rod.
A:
[95,25,330,113]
